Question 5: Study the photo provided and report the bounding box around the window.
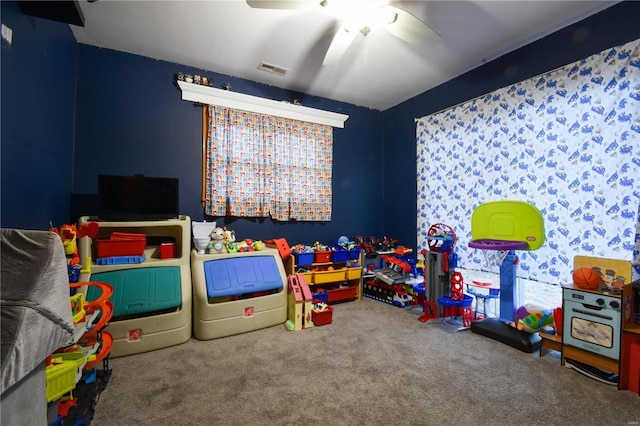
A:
[203,105,333,221]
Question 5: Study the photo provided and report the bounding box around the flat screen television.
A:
[98,174,179,221]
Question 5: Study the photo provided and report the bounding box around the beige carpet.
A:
[91,298,640,426]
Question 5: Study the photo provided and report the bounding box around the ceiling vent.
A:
[257,61,289,77]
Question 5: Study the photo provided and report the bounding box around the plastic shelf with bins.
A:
[291,249,363,304]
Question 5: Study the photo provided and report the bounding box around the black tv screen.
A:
[98,175,179,221]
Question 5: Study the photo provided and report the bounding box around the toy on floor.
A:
[515,304,555,333]
[362,278,412,307]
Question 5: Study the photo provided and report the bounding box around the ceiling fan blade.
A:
[384,5,441,46]
[246,0,316,9]
[323,23,358,66]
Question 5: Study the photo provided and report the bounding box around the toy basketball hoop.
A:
[468,200,545,325]
[469,239,528,267]
[468,201,545,251]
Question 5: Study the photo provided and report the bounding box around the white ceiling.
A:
[70,0,619,111]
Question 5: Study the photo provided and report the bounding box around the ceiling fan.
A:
[246,0,441,65]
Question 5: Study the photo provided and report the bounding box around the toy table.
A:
[465,280,500,320]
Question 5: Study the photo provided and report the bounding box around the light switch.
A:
[1,23,12,45]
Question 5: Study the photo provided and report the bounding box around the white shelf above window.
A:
[177,81,349,128]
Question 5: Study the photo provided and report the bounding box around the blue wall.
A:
[1,1,78,230]
[384,1,640,251]
[71,45,385,245]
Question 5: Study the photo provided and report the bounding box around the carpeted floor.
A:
[91,297,640,426]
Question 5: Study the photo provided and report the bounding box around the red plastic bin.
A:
[326,285,357,303]
[314,251,331,263]
[311,302,333,326]
[96,232,146,258]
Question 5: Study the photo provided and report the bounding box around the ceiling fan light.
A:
[384,9,397,25]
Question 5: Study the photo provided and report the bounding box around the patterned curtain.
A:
[204,106,333,221]
[416,38,640,284]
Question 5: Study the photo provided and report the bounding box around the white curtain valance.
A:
[177,81,349,128]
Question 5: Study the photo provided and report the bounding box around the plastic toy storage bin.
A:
[293,251,314,266]
[300,271,313,284]
[313,269,345,284]
[314,251,331,263]
[327,285,357,303]
[312,290,328,304]
[95,232,146,258]
[311,301,333,326]
[347,247,361,261]
[345,267,362,280]
[330,247,348,262]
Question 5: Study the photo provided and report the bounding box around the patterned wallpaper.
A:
[416,38,640,286]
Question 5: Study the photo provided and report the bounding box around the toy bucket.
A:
[62,236,77,256]
[553,307,563,336]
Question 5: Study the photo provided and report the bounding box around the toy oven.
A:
[562,288,621,360]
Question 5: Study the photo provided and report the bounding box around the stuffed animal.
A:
[208,227,226,253]
[223,228,237,252]
[515,304,555,333]
[223,228,236,244]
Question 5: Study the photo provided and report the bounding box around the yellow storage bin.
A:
[345,267,362,280]
[314,269,345,284]
[45,352,86,402]
[300,271,313,285]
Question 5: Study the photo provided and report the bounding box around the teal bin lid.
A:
[88,266,181,318]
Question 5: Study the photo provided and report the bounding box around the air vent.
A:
[257,61,289,77]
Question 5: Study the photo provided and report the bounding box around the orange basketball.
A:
[572,267,601,290]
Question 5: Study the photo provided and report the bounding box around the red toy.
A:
[572,267,601,290]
